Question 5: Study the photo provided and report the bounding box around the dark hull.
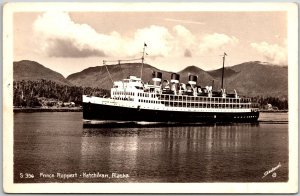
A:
[83,102,259,123]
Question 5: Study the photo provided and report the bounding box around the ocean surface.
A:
[14,112,288,183]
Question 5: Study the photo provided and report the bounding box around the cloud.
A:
[34,12,175,58]
[172,25,196,57]
[165,18,205,25]
[199,33,239,53]
[46,38,106,58]
[250,42,287,65]
[33,12,239,61]
[173,25,195,47]
[34,12,119,58]
[130,25,173,57]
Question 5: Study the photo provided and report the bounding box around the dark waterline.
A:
[14,112,288,183]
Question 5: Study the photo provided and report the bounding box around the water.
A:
[14,112,288,183]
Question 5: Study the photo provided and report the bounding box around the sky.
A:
[14,11,287,77]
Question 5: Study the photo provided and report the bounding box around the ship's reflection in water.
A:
[81,123,288,182]
[14,113,288,183]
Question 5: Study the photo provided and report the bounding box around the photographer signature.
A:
[262,162,281,179]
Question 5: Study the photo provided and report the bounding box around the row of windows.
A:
[112,91,250,104]
[234,116,257,119]
[138,99,159,104]
[163,102,251,109]
[136,98,251,109]
[137,93,156,98]
[112,97,134,101]
[113,91,134,96]
[158,99,242,104]
[158,94,250,103]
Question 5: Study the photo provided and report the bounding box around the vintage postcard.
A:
[3,2,298,193]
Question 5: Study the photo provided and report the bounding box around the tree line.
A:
[251,96,288,110]
[13,80,288,110]
[13,80,109,107]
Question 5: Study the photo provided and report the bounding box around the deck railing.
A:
[155,94,251,109]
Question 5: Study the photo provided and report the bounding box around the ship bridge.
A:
[111,76,144,101]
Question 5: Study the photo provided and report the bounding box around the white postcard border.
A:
[3,2,298,193]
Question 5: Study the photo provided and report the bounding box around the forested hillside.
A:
[13,80,109,107]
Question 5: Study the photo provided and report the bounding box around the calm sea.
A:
[14,112,288,183]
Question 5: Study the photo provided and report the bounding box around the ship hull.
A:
[83,102,259,123]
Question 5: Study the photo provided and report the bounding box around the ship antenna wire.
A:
[140,43,147,80]
[103,60,114,85]
[221,52,227,90]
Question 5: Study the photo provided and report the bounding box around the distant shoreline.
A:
[13,107,82,113]
[13,107,288,113]
[259,110,288,113]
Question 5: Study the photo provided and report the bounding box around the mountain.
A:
[67,63,172,89]
[13,60,71,86]
[207,67,238,79]
[67,61,287,98]
[14,59,287,98]
[178,65,215,86]
[220,61,288,97]
[67,64,217,89]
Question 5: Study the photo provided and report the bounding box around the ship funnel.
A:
[188,75,197,86]
[188,75,198,96]
[170,73,180,94]
[171,73,180,83]
[152,71,162,86]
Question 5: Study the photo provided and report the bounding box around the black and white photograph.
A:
[3,2,298,193]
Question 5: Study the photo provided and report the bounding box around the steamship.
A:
[82,46,259,124]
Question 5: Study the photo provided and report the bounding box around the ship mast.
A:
[140,43,147,80]
[103,54,144,85]
[103,60,114,85]
[221,52,227,89]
